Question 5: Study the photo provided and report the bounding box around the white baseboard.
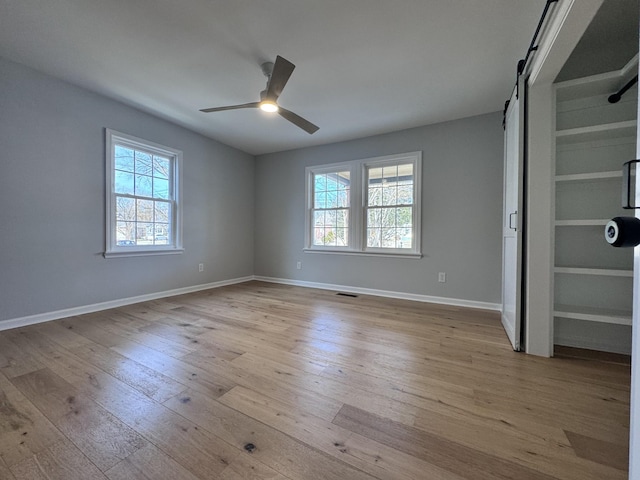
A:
[0,274,501,332]
[254,276,501,311]
[0,276,254,332]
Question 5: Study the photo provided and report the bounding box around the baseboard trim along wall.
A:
[0,276,254,332]
[0,274,501,332]
[254,276,502,312]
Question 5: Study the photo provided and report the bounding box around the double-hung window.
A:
[105,129,183,257]
[305,151,421,257]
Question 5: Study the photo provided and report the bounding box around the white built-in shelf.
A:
[555,171,622,183]
[554,304,632,326]
[554,266,633,277]
[555,54,638,102]
[555,219,610,227]
[556,120,637,145]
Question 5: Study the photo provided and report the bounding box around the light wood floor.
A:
[0,281,630,479]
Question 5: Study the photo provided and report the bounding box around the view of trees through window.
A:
[306,152,420,255]
[312,171,350,246]
[366,163,414,249]
[114,145,172,246]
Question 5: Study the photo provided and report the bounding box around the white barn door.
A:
[501,82,525,351]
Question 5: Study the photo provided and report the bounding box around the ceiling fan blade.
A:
[200,102,259,113]
[278,107,319,134]
[265,56,295,101]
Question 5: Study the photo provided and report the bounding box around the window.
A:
[305,152,421,257]
[105,129,183,257]
[311,169,351,247]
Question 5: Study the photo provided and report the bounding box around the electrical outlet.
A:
[438,272,446,283]
[296,261,302,270]
[198,263,204,272]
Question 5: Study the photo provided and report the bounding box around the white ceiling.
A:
[0,1,546,155]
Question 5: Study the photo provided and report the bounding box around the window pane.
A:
[155,201,171,223]
[367,228,381,248]
[368,208,381,228]
[135,151,153,175]
[382,185,397,206]
[368,186,382,207]
[116,221,136,245]
[337,209,349,228]
[313,171,350,222]
[115,196,135,221]
[137,222,153,243]
[115,171,134,195]
[397,207,412,229]
[153,177,169,199]
[325,209,337,227]
[326,190,338,209]
[153,156,170,179]
[315,174,327,191]
[383,165,398,182]
[135,174,153,197]
[115,146,134,172]
[398,184,413,205]
[337,172,350,189]
[314,191,326,209]
[335,228,348,246]
[381,228,396,248]
[337,190,349,208]
[154,224,170,245]
[137,199,153,222]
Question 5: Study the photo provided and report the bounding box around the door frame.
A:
[521,0,604,357]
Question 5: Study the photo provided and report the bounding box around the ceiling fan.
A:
[200,55,319,134]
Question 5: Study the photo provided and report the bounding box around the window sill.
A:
[104,248,184,258]
[303,248,422,259]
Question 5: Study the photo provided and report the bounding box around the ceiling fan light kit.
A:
[199,55,319,134]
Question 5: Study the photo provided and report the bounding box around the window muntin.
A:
[305,152,421,256]
[105,129,183,257]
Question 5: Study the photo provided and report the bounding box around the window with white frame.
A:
[305,152,421,256]
[105,129,183,257]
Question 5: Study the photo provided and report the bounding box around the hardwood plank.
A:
[105,444,200,480]
[68,342,187,403]
[109,339,236,400]
[0,331,45,379]
[334,403,557,480]
[10,440,108,480]
[219,454,290,480]
[565,430,628,471]
[163,388,378,480]
[0,457,16,480]
[218,385,466,480]
[0,371,64,468]
[11,368,148,472]
[180,351,343,422]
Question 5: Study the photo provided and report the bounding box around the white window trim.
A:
[304,151,422,257]
[104,129,184,258]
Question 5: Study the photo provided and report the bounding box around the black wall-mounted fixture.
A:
[606,160,640,248]
[606,217,640,247]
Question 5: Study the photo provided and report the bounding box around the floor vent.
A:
[336,292,358,298]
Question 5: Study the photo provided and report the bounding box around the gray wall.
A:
[254,112,504,305]
[0,57,255,322]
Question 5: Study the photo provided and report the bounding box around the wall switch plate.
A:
[296,261,302,270]
[198,263,204,272]
[438,272,446,283]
